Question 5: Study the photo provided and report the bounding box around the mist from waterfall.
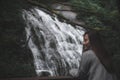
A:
[22,7,85,76]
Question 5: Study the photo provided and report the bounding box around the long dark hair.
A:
[84,30,114,73]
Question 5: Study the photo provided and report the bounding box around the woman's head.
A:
[83,30,114,73]
[83,30,102,51]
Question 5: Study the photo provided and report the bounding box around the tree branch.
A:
[53,9,77,12]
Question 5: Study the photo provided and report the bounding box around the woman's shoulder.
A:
[82,49,97,59]
[83,49,95,56]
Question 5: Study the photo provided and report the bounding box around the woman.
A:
[78,30,117,80]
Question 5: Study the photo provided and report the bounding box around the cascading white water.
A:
[22,7,85,76]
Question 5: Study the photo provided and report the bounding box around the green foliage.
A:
[70,0,119,30]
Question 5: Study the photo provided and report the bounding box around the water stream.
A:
[22,7,85,76]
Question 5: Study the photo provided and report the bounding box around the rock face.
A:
[0,0,84,77]
[51,3,85,25]
[0,0,36,77]
[0,0,81,77]
[52,3,77,21]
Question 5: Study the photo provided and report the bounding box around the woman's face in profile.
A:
[83,34,90,50]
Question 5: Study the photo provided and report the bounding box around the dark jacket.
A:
[78,50,117,80]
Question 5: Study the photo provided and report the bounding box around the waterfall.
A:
[22,7,85,76]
